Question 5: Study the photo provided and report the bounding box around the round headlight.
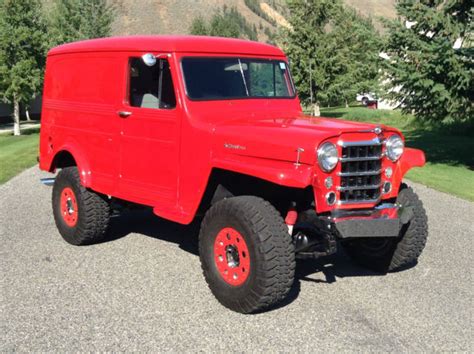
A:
[386,135,404,161]
[317,142,338,172]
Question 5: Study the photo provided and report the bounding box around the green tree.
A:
[50,0,114,45]
[324,8,382,106]
[281,0,341,106]
[282,0,381,107]
[0,0,48,135]
[382,0,473,126]
[189,16,208,36]
[189,6,258,41]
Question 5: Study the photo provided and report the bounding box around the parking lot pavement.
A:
[1,167,473,351]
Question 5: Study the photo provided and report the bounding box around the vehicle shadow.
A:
[296,251,380,284]
[103,208,200,255]
[102,209,382,310]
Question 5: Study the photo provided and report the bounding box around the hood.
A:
[213,113,399,165]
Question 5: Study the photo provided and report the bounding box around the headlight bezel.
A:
[317,142,339,172]
[385,134,404,162]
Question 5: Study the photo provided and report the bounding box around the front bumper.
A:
[333,203,414,238]
[300,203,414,239]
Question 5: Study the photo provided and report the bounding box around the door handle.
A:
[118,111,132,118]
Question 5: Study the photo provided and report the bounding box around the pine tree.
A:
[382,0,473,126]
[0,0,48,135]
[282,0,381,107]
[189,6,258,41]
[49,0,114,46]
[281,0,340,106]
[324,8,382,106]
[190,17,209,36]
[79,0,115,39]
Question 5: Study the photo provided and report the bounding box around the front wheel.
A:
[199,196,295,313]
[342,184,428,272]
[52,167,110,245]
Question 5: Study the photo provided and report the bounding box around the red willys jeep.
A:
[39,36,428,313]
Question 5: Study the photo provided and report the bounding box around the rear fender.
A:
[49,143,92,187]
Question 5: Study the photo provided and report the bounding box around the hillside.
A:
[110,0,278,41]
[109,0,397,38]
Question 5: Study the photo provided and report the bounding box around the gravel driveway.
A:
[1,167,473,351]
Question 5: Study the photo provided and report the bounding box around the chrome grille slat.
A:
[338,170,382,177]
[338,142,383,204]
[340,155,382,162]
[337,183,382,191]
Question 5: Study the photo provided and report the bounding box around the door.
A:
[118,54,179,206]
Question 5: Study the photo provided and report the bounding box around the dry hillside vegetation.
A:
[344,0,397,31]
[109,0,396,37]
[260,2,291,29]
[110,0,277,39]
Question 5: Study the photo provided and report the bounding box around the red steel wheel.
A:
[60,187,78,227]
[213,227,250,286]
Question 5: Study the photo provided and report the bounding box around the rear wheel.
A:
[52,167,110,245]
[199,196,295,313]
[342,184,428,272]
[361,97,369,106]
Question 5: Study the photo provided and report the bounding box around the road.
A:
[1,167,473,351]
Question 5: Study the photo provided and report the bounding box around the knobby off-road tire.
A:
[343,183,428,272]
[199,196,295,313]
[52,167,110,245]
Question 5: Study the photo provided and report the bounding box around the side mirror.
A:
[141,53,157,67]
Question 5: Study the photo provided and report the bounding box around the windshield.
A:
[182,57,296,100]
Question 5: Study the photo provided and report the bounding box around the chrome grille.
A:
[338,141,383,204]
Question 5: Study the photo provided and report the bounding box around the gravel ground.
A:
[1,167,473,351]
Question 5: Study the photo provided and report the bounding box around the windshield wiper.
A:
[238,59,249,97]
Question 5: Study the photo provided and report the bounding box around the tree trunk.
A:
[313,103,320,117]
[25,107,31,121]
[345,99,349,108]
[13,97,21,136]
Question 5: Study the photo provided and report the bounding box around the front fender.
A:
[212,155,314,188]
[399,148,426,176]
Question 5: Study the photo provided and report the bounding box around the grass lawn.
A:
[320,106,474,202]
[0,131,40,184]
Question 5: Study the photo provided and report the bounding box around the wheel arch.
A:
[393,148,426,188]
[49,145,92,187]
[196,168,314,217]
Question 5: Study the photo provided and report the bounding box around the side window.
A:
[128,57,176,109]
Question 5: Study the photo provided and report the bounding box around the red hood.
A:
[213,113,400,165]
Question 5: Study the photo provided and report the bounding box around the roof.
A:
[48,35,285,57]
